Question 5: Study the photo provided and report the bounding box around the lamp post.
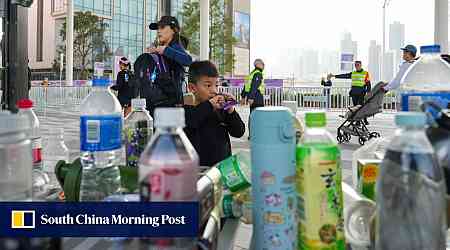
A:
[381,0,391,81]
[200,0,210,60]
[435,0,448,53]
[66,0,73,86]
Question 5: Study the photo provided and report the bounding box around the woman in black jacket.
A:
[147,16,193,106]
[111,57,135,116]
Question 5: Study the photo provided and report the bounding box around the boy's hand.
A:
[209,95,224,110]
[220,93,237,113]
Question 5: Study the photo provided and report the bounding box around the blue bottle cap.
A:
[92,78,110,87]
[420,45,441,54]
[395,112,427,127]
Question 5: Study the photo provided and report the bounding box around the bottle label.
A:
[80,115,122,151]
[32,137,43,168]
[218,155,250,193]
[401,92,450,112]
[222,194,236,218]
[125,121,152,167]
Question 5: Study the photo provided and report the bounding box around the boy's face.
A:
[188,76,218,103]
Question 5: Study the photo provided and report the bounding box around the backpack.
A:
[133,53,180,115]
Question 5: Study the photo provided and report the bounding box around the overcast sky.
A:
[250,0,435,77]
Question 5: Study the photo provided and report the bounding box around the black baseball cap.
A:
[149,16,180,30]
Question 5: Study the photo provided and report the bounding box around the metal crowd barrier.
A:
[30,86,398,112]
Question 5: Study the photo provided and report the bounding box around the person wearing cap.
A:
[382,44,417,92]
[147,16,193,106]
[329,60,371,125]
[111,57,135,117]
[242,59,265,139]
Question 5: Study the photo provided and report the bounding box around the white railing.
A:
[30,86,398,111]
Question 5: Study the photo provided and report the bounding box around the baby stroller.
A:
[337,83,386,145]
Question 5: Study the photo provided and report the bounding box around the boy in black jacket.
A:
[184,61,245,167]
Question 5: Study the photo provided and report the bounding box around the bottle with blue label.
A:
[79,78,123,201]
[400,45,450,113]
[250,107,297,250]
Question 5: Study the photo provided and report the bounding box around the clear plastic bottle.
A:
[43,128,69,192]
[400,45,450,112]
[0,111,32,201]
[139,108,198,249]
[124,98,153,167]
[296,111,345,249]
[376,112,446,250]
[79,78,122,201]
[17,99,43,171]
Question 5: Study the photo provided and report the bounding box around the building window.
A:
[37,0,44,62]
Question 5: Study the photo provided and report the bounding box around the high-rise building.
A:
[389,21,405,51]
[340,32,358,60]
[320,50,339,76]
[28,0,185,75]
[382,51,394,81]
[300,49,319,80]
[368,40,381,83]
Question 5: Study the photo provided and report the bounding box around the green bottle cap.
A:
[305,111,326,128]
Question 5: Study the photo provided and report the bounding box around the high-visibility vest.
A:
[244,69,265,95]
[351,70,369,87]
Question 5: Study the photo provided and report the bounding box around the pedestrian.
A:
[184,61,245,167]
[329,60,371,125]
[146,16,192,108]
[381,44,417,92]
[111,57,135,117]
[244,59,265,139]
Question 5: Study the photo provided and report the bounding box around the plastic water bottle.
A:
[17,99,43,171]
[296,111,345,250]
[400,45,450,112]
[139,108,198,249]
[376,112,446,250]
[251,107,297,250]
[43,128,69,192]
[0,111,32,201]
[124,98,153,167]
[79,78,122,201]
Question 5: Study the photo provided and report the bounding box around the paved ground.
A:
[33,103,397,250]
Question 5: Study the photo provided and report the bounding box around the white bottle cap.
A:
[131,98,147,110]
[0,111,30,135]
[154,108,185,128]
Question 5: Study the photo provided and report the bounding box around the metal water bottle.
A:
[250,107,297,250]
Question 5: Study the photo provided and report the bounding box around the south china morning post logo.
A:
[11,210,35,229]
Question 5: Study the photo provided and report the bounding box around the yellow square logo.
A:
[11,210,35,229]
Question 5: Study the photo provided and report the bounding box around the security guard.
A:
[243,59,265,139]
[329,60,371,124]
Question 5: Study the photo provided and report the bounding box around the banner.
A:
[0,202,198,237]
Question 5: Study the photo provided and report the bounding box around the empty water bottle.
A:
[79,78,122,201]
[17,99,43,170]
[376,112,447,250]
[43,128,69,192]
[124,98,153,167]
[139,108,198,249]
[400,45,450,113]
[0,111,32,201]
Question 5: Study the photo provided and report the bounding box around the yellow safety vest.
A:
[351,70,368,87]
[244,69,265,95]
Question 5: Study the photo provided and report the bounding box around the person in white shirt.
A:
[382,44,417,92]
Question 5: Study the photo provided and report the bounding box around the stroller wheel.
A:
[369,132,381,138]
[337,134,345,144]
[344,133,351,142]
[359,137,367,146]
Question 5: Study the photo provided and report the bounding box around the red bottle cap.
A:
[17,99,34,109]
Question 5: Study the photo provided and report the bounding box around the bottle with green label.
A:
[216,150,251,193]
[296,111,345,250]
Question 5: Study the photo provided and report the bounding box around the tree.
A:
[53,11,110,80]
[181,0,235,75]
